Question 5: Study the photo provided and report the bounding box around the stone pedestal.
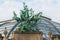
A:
[11,28,43,40]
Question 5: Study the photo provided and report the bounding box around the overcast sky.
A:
[0,0,60,23]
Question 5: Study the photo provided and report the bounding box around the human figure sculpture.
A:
[3,27,8,40]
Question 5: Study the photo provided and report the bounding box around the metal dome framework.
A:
[0,16,60,39]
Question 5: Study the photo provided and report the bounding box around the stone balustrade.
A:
[0,27,60,40]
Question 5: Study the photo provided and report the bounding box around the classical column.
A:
[11,32,15,40]
[56,36,59,40]
[48,31,52,40]
[40,32,43,40]
[3,27,8,40]
[14,28,20,40]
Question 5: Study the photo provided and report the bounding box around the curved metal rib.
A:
[0,22,8,26]
[43,18,60,33]
[7,22,19,38]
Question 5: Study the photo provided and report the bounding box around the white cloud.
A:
[0,0,60,23]
[0,1,23,21]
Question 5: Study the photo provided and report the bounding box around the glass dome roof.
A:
[36,16,60,39]
[0,16,60,39]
